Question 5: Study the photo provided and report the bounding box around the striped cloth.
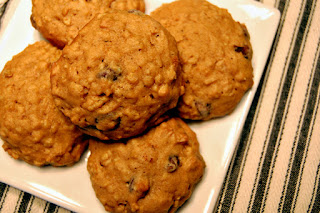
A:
[0,0,8,19]
[216,0,320,212]
[0,0,319,212]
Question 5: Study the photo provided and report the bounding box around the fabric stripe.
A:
[230,0,288,207]
[214,69,266,212]
[226,47,279,212]
[43,202,50,212]
[311,176,320,212]
[246,0,305,210]
[293,30,320,212]
[241,0,295,210]
[229,75,266,212]
[215,0,288,211]
[281,32,320,213]
[276,1,320,211]
[0,183,9,211]
[308,162,320,212]
[1,187,22,213]
[29,196,49,213]
[45,203,58,213]
[262,1,320,211]
[0,0,9,19]
[292,43,320,212]
[307,79,320,213]
[0,183,7,202]
[262,0,317,210]
[215,28,277,213]
[26,195,35,213]
[13,191,24,213]
[17,192,32,213]
[276,0,286,12]
[228,0,291,209]
[248,0,312,211]
[214,145,236,212]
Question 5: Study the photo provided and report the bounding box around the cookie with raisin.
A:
[87,118,205,213]
[151,0,254,120]
[0,41,88,166]
[31,0,145,48]
[51,9,183,140]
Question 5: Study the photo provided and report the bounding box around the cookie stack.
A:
[0,0,253,212]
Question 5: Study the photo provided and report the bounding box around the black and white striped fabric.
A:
[216,0,320,212]
[0,0,319,212]
[0,0,8,20]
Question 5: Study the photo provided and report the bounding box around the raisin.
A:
[195,101,211,118]
[234,45,250,59]
[30,15,37,28]
[110,117,121,131]
[127,178,135,192]
[128,10,144,16]
[81,125,98,130]
[93,114,121,131]
[241,24,250,38]
[97,67,121,81]
[166,155,180,173]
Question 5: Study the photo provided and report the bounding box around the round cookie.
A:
[151,0,254,120]
[31,0,146,48]
[51,10,183,140]
[87,118,205,213]
[0,41,88,166]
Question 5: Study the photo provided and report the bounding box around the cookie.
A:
[87,118,205,213]
[51,10,183,140]
[151,0,254,120]
[0,41,88,166]
[31,0,146,48]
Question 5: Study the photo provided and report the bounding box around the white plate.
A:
[0,0,280,212]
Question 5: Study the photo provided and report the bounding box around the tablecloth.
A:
[0,0,319,212]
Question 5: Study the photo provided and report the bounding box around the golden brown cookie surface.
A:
[31,0,145,48]
[87,118,205,213]
[151,0,254,120]
[0,41,88,166]
[51,10,183,140]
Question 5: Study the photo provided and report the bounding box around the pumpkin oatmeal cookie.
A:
[0,41,88,166]
[151,0,254,120]
[31,0,145,48]
[51,10,183,140]
[87,118,205,213]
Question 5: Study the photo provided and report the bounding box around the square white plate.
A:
[0,0,280,212]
